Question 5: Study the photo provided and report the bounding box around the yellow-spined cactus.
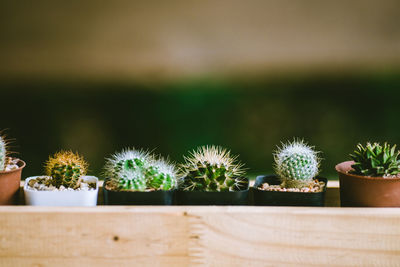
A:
[45,151,88,189]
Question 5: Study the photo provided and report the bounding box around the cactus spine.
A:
[274,139,320,188]
[0,136,6,171]
[104,148,178,191]
[45,151,88,189]
[179,145,247,192]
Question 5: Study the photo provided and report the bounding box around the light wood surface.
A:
[1,181,400,266]
[0,205,399,266]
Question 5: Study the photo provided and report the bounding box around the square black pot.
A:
[253,175,327,206]
[176,178,250,205]
[103,186,174,205]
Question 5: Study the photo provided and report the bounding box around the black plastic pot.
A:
[253,175,327,206]
[176,178,250,205]
[103,186,174,205]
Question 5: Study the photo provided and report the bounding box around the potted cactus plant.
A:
[103,148,178,205]
[253,140,327,206]
[336,142,400,207]
[177,145,249,205]
[24,151,98,206]
[0,133,26,205]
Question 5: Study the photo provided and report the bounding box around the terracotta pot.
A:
[0,158,26,205]
[336,161,400,207]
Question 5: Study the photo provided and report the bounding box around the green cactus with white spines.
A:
[0,136,6,171]
[179,145,247,192]
[145,159,177,190]
[104,148,178,191]
[104,148,150,179]
[274,140,321,188]
[117,168,147,191]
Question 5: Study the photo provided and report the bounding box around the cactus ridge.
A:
[274,139,320,188]
[45,151,88,189]
[350,142,400,177]
[180,145,247,192]
[104,148,178,191]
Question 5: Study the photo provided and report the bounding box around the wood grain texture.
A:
[0,206,399,266]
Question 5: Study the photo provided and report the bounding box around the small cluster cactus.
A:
[350,142,400,177]
[0,135,6,171]
[45,151,88,189]
[179,145,247,192]
[104,148,178,191]
[274,140,321,188]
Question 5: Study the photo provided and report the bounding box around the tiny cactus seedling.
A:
[104,148,178,191]
[350,142,400,177]
[274,140,321,188]
[179,145,247,192]
[45,151,88,189]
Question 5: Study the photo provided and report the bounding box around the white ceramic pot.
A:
[24,176,99,206]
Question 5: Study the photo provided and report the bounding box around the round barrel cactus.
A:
[104,148,178,191]
[179,145,247,192]
[104,148,150,179]
[274,140,320,188]
[117,168,147,191]
[145,159,177,190]
[45,151,88,189]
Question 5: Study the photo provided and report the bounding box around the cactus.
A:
[0,135,6,171]
[45,151,88,189]
[350,142,400,177]
[179,145,247,192]
[117,168,147,191]
[274,139,320,188]
[104,148,178,191]
[145,158,177,190]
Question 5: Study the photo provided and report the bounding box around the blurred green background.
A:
[1,1,400,179]
[2,72,400,179]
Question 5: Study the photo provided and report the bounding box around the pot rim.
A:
[24,176,99,192]
[0,158,26,174]
[335,161,400,181]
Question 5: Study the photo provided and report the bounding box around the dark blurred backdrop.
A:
[1,1,400,179]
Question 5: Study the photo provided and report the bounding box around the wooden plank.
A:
[0,206,399,266]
